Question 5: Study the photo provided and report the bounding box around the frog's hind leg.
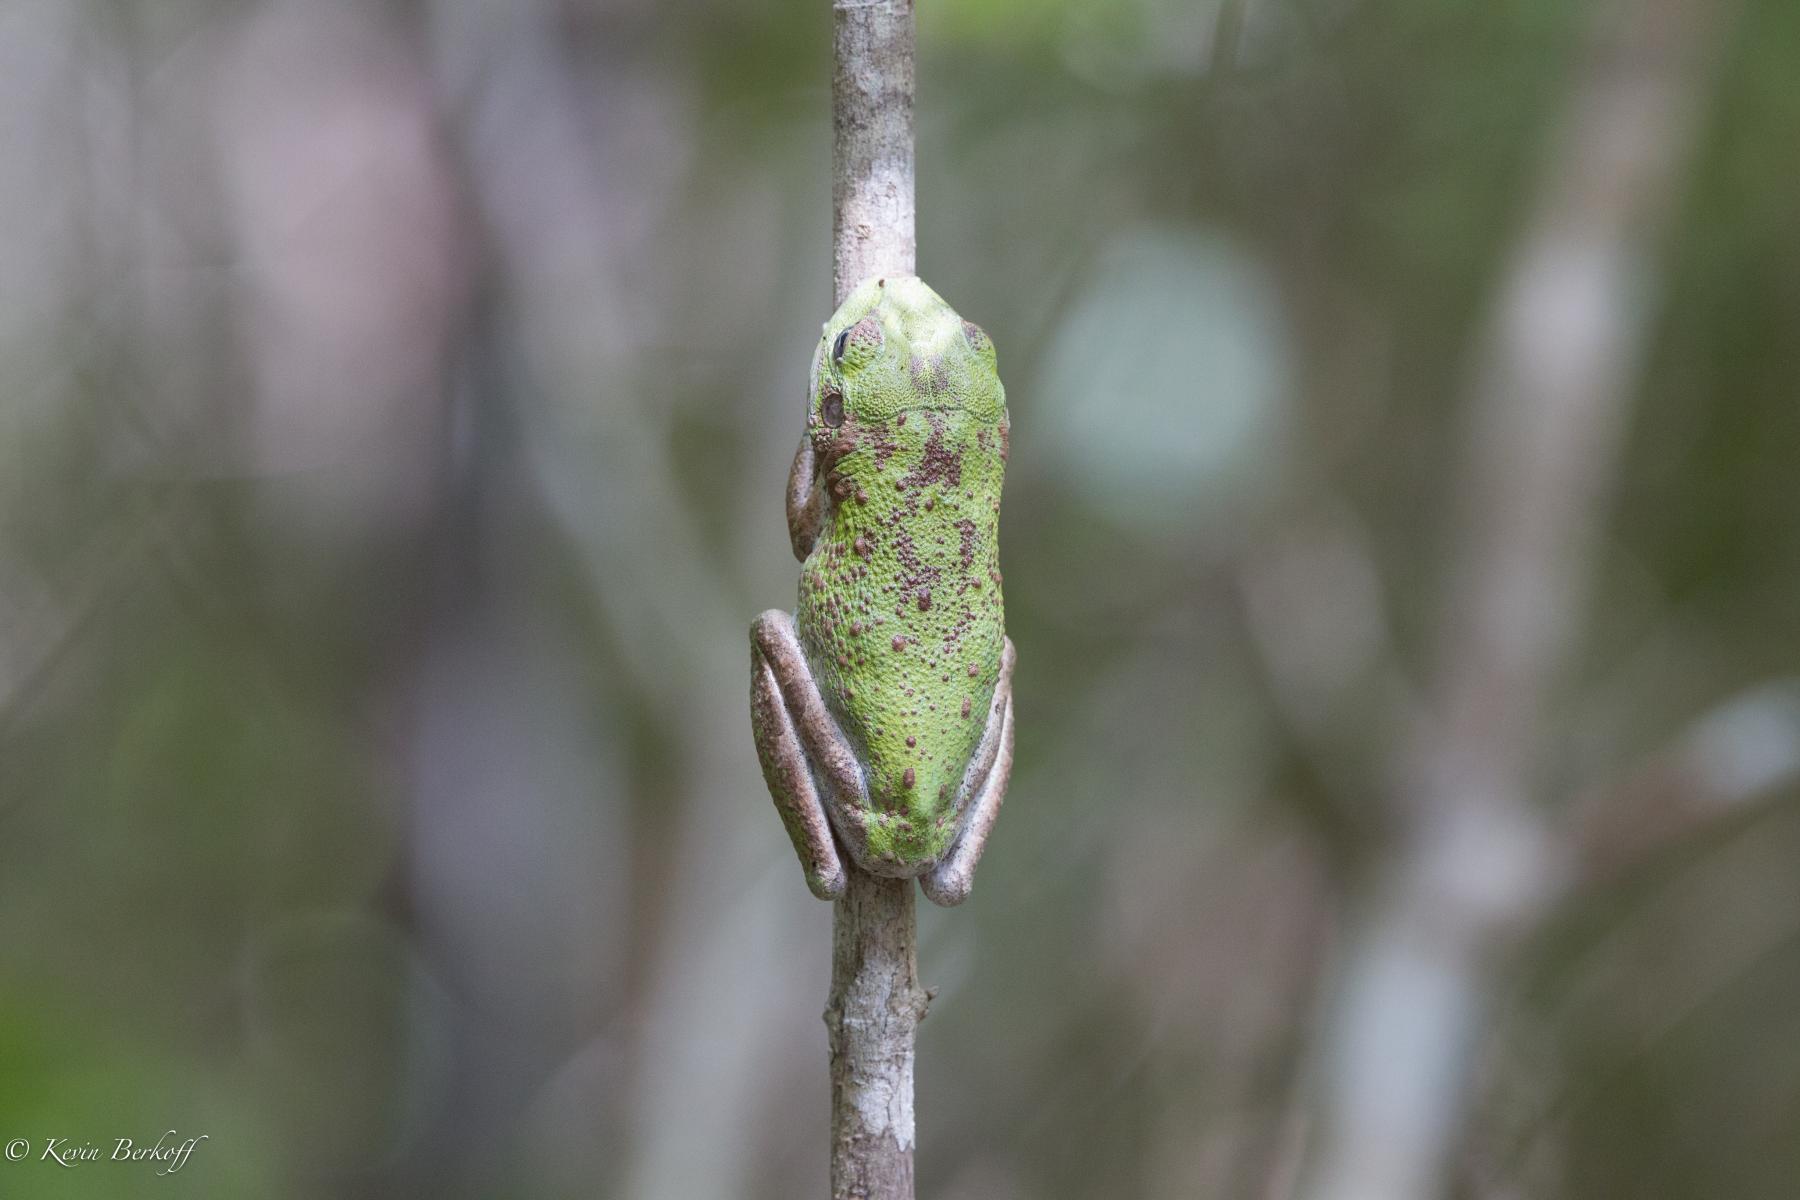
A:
[751,609,867,900]
[921,637,1017,908]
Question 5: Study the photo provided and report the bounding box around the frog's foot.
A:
[751,609,868,900]
[921,637,1017,907]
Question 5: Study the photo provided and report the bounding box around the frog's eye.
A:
[833,317,883,370]
[822,385,845,427]
[962,321,994,359]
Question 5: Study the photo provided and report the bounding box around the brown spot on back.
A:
[898,412,963,492]
[956,518,978,569]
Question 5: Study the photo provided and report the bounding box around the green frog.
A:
[750,276,1015,905]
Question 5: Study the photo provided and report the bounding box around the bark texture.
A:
[832,0,915,304]
[828,869,930,1198]
[829,5,924,1197]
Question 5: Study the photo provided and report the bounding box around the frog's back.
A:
[797,405,1007,871]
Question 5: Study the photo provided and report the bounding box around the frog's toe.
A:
[807,861,848,901]
[920,861,974,907]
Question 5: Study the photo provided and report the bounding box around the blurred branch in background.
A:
[421,3,830,1197]
[1297,1,1741,1198]
[1571,679,1800,883]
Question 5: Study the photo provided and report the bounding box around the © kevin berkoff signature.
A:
[4,1130,209,1175]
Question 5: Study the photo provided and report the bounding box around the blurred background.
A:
[2,0,1798,1197]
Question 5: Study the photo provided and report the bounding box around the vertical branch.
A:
[829,869,929,1198]
[1296,1,1733,1198]
[833,0,916,303]
[828,4,924,1198]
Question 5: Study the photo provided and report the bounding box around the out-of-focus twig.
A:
[1296,2,1736,1198]
[422,6,806,1199]
[423,6,859,1199]
[1569,679,1800,883]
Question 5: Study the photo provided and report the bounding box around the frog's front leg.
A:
[922,637,1017,908]
[784,434,825,562]
[750,609,869,900]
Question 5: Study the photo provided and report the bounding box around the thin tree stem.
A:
[828,2,924,1197]
[833,0,915,304]
[829,871,930,1198]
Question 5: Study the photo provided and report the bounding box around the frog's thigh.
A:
[922,637,1017,908]
[751,611,847,900]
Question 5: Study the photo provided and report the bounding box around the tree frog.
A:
[751,276,1016,905]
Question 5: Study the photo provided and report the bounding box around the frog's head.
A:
[809,276,1005,432]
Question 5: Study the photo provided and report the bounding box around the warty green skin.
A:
[750,276,1016,904]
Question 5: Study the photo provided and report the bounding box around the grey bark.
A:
[828,869,930,1199]
[832,0,915,304]
[828,2,926,1197]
